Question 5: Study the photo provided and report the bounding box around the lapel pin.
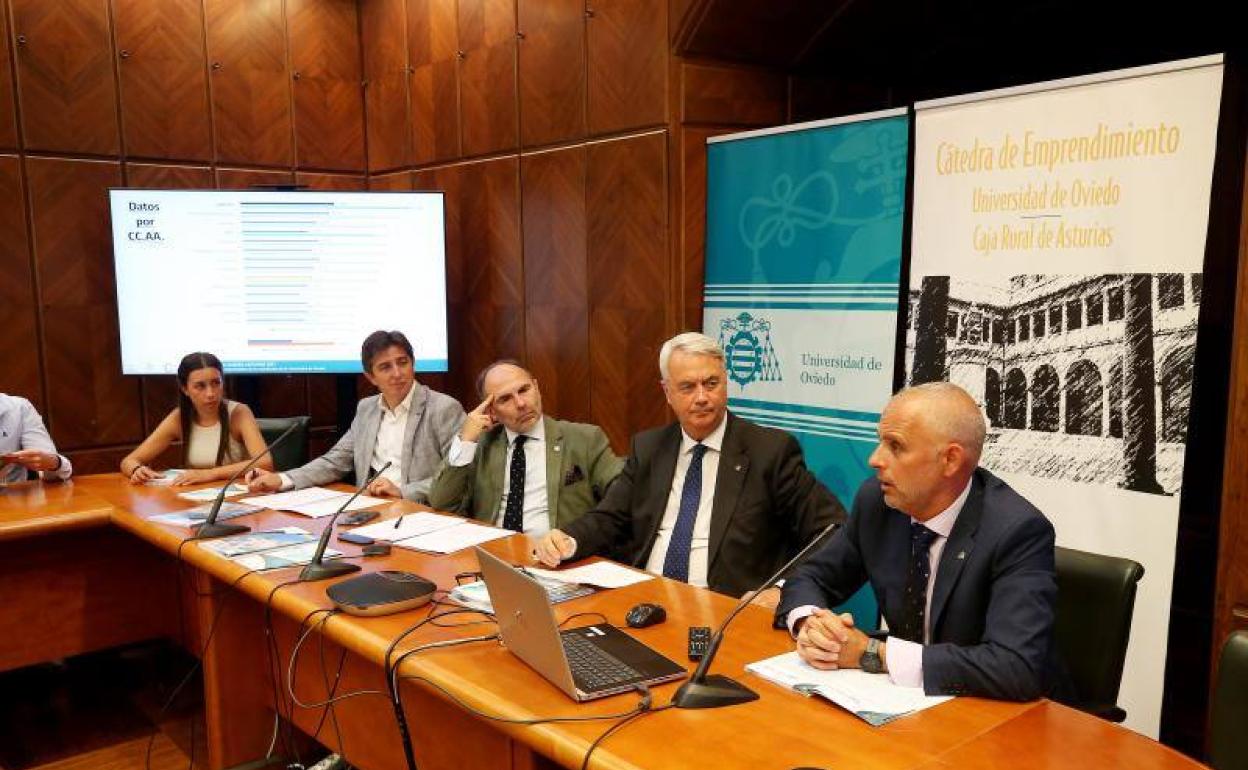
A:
[554,445,561,453]
[957,551,966,560]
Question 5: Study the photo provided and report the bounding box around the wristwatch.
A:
[860,637,884,674]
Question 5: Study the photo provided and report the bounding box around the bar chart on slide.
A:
[110,190,448,375]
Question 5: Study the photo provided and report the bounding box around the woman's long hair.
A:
[176,352,229,467]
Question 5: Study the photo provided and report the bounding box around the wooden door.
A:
[408,0,460,163]
[586,131,668,449]
[113,0,213,161]
[204,0,293,167]
[586,0,665,135]
[456,0,517,157]
[517,0,584,147]
[11,0,119,154]
[361,0,410,172]
[288,0,366,171]
[26,157,139,448]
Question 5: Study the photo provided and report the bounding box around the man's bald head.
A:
[477,360,543,434]
[889,382,986,467]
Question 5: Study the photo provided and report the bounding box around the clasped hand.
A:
[795,608,869,670]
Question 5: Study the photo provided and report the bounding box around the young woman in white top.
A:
[121,352,271,485]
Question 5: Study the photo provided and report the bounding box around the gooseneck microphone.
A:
[672,518,842,710]
[192,421,300,540]
[299,461,392,582]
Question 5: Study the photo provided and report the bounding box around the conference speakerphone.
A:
[326,570,436,616]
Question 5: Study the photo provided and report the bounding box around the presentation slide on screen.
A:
[110,190,448,375]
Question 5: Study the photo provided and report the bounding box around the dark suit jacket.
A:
[777,468,1065,702]
[560,412,846,597]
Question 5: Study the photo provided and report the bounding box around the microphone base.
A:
[191,521,251,540]
[671,674,759,709]
[299,560,362,582]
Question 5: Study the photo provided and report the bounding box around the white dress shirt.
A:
[641,416,727,588]
[0,393,72,483]
[787,477,972,688]
[448,419,551,536]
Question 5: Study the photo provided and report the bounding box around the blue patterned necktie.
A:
[898,523,940,643]
[662,443,707,582]
[501,435,527,532]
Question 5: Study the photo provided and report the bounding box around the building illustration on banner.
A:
[905,273,1199,495]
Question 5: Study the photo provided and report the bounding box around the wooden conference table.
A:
[0,475,1207,770]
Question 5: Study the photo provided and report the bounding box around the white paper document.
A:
[176,484,250,502]
[746,651,953,726]
[144,469,186,486]
[351,511,464,541]
[231,542,343,571]
[524,562,654,589]
[394,522,512,554]
[239,487,389,518]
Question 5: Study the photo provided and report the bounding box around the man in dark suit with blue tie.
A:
[534,332,845,600]
[777,382,1066,702]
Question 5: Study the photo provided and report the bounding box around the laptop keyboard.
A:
[561,632,642,691]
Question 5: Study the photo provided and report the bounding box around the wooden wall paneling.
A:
[408,0,460,164]
[295,172,366,190]
[677,126,734,330]
[368,170,414,190]
[586,0,667,136]
[516,0,585,148]
[124,163,215,432]
[26,158,139,448]
[10,0,120,154]
[587,132,669,450]
[360,0,410,172]
[204,0,293,167]
[215,167,294,189]
[521,147,590,422]
[0,2,19,149]
[112,0,213,161]
[456,0,518,157]
[288,0,366,171]
[679,60,785,126]
[0,156,38,406]
[409,167,452,398]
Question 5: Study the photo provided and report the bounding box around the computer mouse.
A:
[625,602,666,628]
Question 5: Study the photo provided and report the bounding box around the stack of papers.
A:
[350,511,513,554]
[448,576,594,614]
[176,484,250,502]
[746,651,953,726]
[144,469,187,486]
[194,527,343,571]
[239,486,390,518]
[523,562,653,589]
[148,501,260,528]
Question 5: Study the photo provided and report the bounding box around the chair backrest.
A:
[1211,630,1248,770]
[1054,545,1144,722]
[254,415,310,472]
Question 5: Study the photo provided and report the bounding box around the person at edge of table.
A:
[120,351,269,486]
[533,331,846,605]
[427,359,624,537]
[777,382,1073,702]
[246,330,464,502]
[0,392,72,483]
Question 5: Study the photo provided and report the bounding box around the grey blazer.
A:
[285,384,465,502]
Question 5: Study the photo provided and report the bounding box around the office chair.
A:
[1211,630,1248,770]
[1054,545,1144,722]
[255,415,311,472]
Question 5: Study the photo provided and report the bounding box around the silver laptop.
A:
[475,547,686,701]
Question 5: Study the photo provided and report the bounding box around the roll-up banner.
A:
[702,109,910,625]
[909,55,1224,736]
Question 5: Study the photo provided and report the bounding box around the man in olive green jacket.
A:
[428,361,623,536]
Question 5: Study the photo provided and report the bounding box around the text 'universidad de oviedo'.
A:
[935,121,1182,175]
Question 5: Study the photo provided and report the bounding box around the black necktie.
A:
[898,523,940,643]
[502,435,528,533]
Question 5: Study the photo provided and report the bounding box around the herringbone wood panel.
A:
[587,0,666,135]
[296,172,367,191]
[0,3,18,150]
[204,0,292,167]
[408,0,459,163]
[0,156,39,406]
[288,0,365,171]
[521,147,590,422]
[517,0,585,147]
[457,0,517,157]
[26,157,140,448]
[679,126,734,330]
[411,167,452,399]
[215,167,294,189]
[123,163,214,433]
[587,132,669,447]
[361,0,410,172]
[113,0,212,161]
[369,170,414,190]
[12,0,120,154]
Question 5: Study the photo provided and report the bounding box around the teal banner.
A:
[702,111,910,629]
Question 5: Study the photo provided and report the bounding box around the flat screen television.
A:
[109,189,448,375]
